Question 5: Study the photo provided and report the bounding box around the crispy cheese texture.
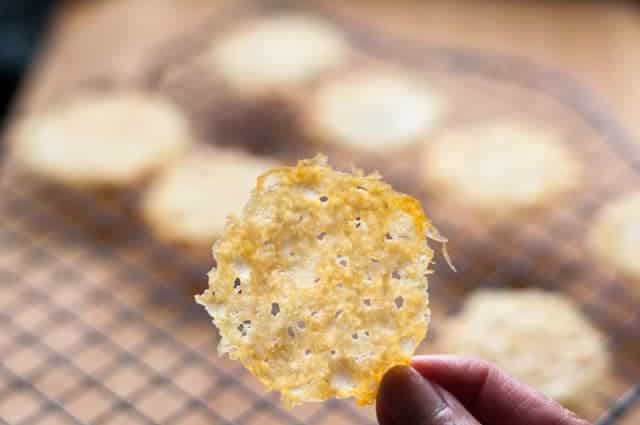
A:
[196,156,434,407]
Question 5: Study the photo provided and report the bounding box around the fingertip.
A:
[376,365,413,424]
[377,365,453,425]
[378,365,414,400]
[376,366,409,425]
[377,364,482,425]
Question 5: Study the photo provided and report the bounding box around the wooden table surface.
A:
[10,0,639,424]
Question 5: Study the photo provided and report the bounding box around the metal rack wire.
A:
[1,2,639,424]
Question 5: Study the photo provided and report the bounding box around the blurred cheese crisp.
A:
[142,146,278,247]
[422,123,582,215]
[209,13,349,95]
[12,92,192,187]
[307,70,443,153]
[440,289,610,412]
[197,156,435,407]
[588,192,640,286]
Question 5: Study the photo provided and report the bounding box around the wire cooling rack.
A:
[1,2,639,424]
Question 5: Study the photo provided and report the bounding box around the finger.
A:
[377,365,481,425]
[411,355,589,425]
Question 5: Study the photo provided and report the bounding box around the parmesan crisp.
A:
[196,156,435,407]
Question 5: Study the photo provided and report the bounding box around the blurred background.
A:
[0,1,639,425]
[0,0,55,125]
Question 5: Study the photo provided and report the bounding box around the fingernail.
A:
[377,365,447,425]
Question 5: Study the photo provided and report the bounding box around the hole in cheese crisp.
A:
[196,155,436,407]
[394,296,405,309]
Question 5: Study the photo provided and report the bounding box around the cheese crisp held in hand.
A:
[196,156,435,407]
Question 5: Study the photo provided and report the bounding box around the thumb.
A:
[377,365,481,425]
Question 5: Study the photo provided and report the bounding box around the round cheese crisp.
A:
[307,70,443,153]
[196,156,435,407]
[142,147,278,247]
[588,192,640,284]
[209,14,349,95]
[422,123,582,214]
[12,92,192,187]
[440,290,610,410]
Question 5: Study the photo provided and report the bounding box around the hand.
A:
[376,355,591,425]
